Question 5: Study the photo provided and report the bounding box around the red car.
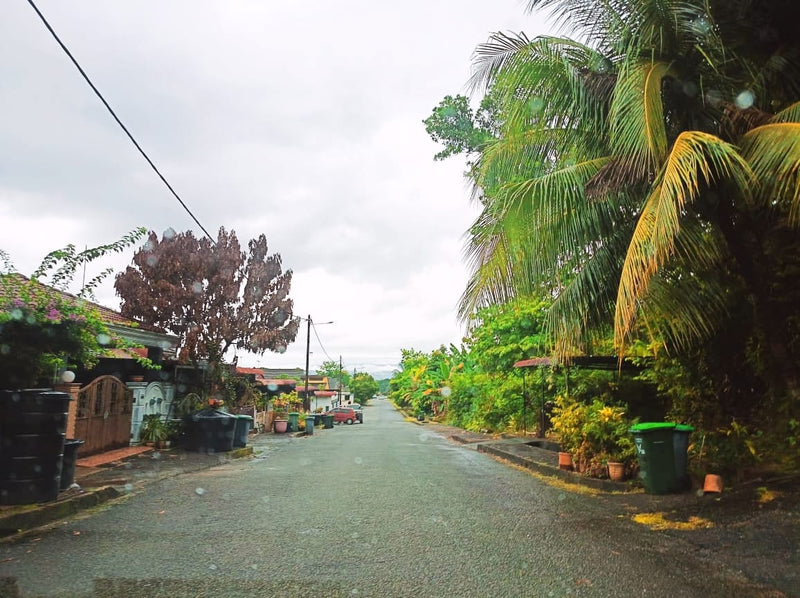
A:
[327,407,358,425]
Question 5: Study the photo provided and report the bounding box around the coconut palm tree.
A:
[460,0,800,399]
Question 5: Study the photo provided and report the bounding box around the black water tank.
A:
[184,408,236,453]
[0,390,71,505]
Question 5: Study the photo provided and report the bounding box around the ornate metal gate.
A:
[74,376,133,456]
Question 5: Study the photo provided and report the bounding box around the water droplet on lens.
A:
[354,457,363,465]
[124,483,133,492]
[441,387,452,397]
[96,333,111,345]
[735,90,755,109]
[195,487,205,496]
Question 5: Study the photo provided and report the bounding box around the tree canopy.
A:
[351,372,379,404]
[427,0,800,406]
[115,228,299,364]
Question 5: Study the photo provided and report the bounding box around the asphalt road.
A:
[0,401,762,597]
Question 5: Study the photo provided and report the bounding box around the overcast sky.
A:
[1,1,551,378]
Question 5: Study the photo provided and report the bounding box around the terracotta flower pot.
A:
[607,461,625,481]
[703,474,723,493]
[558,451,573,471]
[273,419,288,434]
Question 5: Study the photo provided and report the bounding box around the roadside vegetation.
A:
[397,0,800,482]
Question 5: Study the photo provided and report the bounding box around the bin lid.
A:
[674,424,695,432]
[190,408,236,420]
[629,422,676,433]
[235,414,254,421]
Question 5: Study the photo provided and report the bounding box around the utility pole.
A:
[338,354,342,407]
[304,314,311,412]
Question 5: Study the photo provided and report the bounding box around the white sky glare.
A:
[1,1,548,378]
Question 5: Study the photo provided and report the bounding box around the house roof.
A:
[235,367,265,376]
[1,273,178,351]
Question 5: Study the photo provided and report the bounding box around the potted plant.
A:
[550,395,584,471]
[139,414,168,446]
[550,395,638,478]
[165,419,184,446]
[271,392,291,433]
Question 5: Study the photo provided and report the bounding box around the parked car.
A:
[348,404,363,423]
[327,407,358,425]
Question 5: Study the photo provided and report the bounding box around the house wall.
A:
[129,380,176,443]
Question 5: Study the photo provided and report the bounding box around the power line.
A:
[311,321,334,362]
[25,0,216,243]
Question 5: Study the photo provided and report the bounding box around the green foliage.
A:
[550,395,639,477]
[423,94,497,161]
[271,391,298,418]
[0,228,147,388]
[139,414,168,444]
[351,372,379,403]
[466,296,549,372]
[439,0,800,417]
[317,360,350,387]
[221,374,262,413]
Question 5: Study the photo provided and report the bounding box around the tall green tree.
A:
[432,0,800,404]
[350,372,379,404]
[317,359,350,388]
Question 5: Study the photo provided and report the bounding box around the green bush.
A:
[550,395,638,477]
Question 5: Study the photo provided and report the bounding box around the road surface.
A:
[0,400,758,597]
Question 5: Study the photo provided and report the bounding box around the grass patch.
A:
[632,511,714,530]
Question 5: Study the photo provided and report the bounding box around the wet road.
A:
[0,401,758,597]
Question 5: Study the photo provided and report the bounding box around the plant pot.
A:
[703,474,723,494]
[558,451,573,471]
[273,419,288,434]
[607,461,624,481]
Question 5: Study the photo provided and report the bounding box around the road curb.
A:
[477,442,632,493]
[0,486,120,541]
[0,444,257,540]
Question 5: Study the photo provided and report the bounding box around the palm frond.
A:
[609,60,671,180]
[614,130,754,347]
[741,123,800,226]
[770,102,800,124]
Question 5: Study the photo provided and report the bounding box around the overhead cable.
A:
[25,0,216,242]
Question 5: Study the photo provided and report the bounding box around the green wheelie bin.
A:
[630,422,677,494]
[673,424,694,491]
[288,412,300,433]
[305,416,315,436]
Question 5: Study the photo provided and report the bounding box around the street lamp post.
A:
[299,314,333,411]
